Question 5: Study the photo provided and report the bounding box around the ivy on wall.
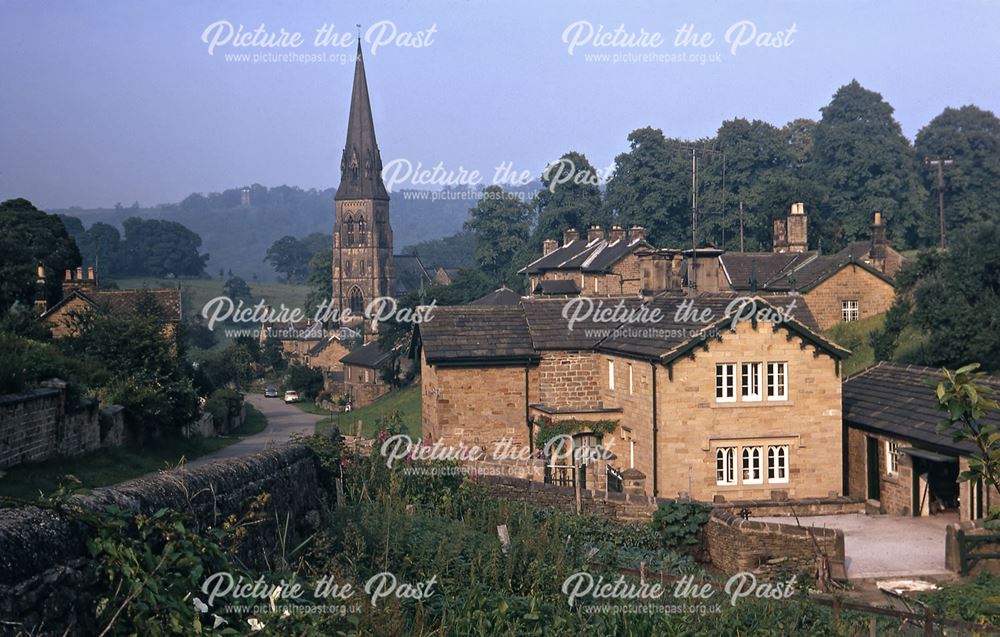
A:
[533,416,619,451]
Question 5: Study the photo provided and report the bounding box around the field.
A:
[314,383,421,437]
[111,276,310,321]
[824,312,928,377]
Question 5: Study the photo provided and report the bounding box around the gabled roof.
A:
[720,246,896,293]
[842,362,1000,455]
[340,340,393,368]
[519,236,651,275]
[468,286,521,306]
[418,293,847,367]
[40,287,183,323]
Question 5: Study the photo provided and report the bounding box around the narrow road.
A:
[182,394,324,470]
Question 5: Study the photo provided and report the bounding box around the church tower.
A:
[333,40,393,326]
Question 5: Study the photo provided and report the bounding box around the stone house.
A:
[38,267,181,338]
[843,362,998,522]
[417,293,850,501]
[339,340,394,408]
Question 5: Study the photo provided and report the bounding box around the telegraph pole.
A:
[678,145,724,289]
[926,157,955,249]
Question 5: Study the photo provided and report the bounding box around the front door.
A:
[866,436,881,501]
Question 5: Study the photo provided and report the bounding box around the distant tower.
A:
[332,40,393,327]
[240,187,251,207]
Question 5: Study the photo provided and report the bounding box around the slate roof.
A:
[842,362,1000,455]
[721,244,896,293]
[418,292,845,366]
[468,286,522,306]
[340,340,393,368]
[40,287,182,323]
[534,279,581,296]
[418,306,537,364]
[519,236,651,275]
[394,254,433,297]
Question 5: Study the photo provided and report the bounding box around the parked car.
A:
[284,390,300,404]
[264,386,278,398]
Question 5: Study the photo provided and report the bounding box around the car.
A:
[284,390,300,404]
[264,386,278,398]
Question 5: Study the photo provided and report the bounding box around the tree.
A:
[810,80,929,249]
[915,105,1000,234]
[121,217,209,276]
[223,276,253,303]
[936,364,1000,522]
[534,151,605,241]
[265,235,313,283]
[464,186,533,285]
[603,127,694,247]
[0,198,81,311]
[285,364,323,400]
[304,249,333,317]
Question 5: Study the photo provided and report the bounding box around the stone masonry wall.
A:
[537,351,601,409]
[705,509,845,578]
[0,385,118,469]
[802,264,896,330]
[0,443,321,636]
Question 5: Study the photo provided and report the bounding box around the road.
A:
[182,394,324,470]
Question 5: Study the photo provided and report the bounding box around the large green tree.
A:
[0,198,81,311]
[604,127,694,247]
[534,151,606,241]
[121,217,208,276]
[464,186,533,285]
[265,233,328,283]
[810,80,929,248]
[915,105,1000,237]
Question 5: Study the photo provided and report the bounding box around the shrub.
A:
[652,499,712,550]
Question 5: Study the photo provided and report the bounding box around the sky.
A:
[1,0,999,210]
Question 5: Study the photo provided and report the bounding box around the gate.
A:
[607,465,623,493]
[544,463,586,489]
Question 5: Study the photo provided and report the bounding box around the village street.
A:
[181,394,322,470]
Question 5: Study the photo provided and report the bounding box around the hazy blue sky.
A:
[2,0,999,209]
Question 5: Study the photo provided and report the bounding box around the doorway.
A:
[866,436,881,501]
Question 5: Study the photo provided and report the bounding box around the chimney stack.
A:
[543,238,558,256]
[563,228,579,246]
[786,202,808,253]
[609,225,626,242]
[76,266,83,280]
[87,266,95,281]
[588,225,605,242]
[34,266,47,314]
[628,226,646,242]
[869,211,887,262]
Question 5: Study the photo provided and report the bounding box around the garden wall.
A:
[705,509,845,578]
[0,381,124,469]
[0,443,321,636]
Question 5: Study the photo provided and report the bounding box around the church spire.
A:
[336,38,388,201]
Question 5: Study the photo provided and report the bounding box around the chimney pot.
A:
[37,265,45,279]
[874,211,882,226]
[87,266,95,281]
[76,267,83,280]
[65,269,73,281]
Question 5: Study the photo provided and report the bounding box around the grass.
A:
[825,313,930,377]
[112,277,309,321]
[316,384,421,438]
[0,404,268,501]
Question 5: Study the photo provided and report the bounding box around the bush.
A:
[652,499,712,550]
[203,388,244,429]
[284,364,323,400]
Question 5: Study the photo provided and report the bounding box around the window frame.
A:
[886,440,899,475]
[741,362,762,402]
[767,445,789,483]
[716,447,737,485]
[608,360,615,390]
[842,299,859,322]
[715,363,736,403]
[628,364,634,395]
[741,446,763,484]
[766,361,788,401]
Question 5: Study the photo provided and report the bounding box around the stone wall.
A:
[712,496,865,517]
[474,472,657,522]
[844,427,916,515]
[537,351,600,409]
[0,443,321,636]
[802,264,896,330]
[945,521,1000,575]
[705,509,845,578]
[0,383,122,469]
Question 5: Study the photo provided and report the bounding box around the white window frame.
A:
[741,362,762,402]
[608,360,615,390]
[628,364,634,395]
[742,446,763,484]
[767,445,789,483]
[766,362,788,401]
[842,299,859,322]
[716,447,737,485]
[715,363,736,403]
[886,440,899,475]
